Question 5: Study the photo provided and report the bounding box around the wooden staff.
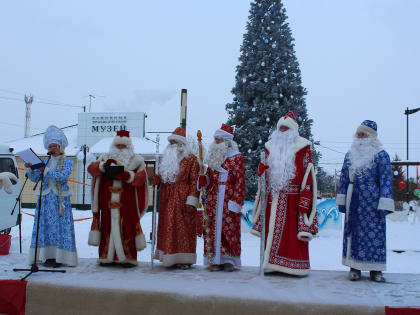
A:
[259,151,267,277]
[197,130,213,271]
[151,134,160,269]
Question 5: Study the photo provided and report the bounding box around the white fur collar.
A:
[226,148,240,158]
[99,153,145,171]
[265,136,311,153]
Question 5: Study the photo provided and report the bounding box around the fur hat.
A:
[356,120,377,137]
[168,127,187,145]
[214,123,234,140]
[43,125,68,149]
[276,111,298,131]
[112,130,132,146]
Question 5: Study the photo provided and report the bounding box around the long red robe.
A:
[87,154,148,266]
[203,149,245,268]
[155,154,200,267]
[252,137,318,276]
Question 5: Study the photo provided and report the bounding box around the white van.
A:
[0,144,21,234]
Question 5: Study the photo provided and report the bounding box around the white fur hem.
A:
[378,197,395,212]
[336,194,346,206]
[186,196,199,207]
[204,255,241,268]
[88,230,101,246]
[98,258,138,266]
[28,246,78,266]
[155,250,197,267]
[297,231,313,242]
[135,233,146,251]
[228,200,242,213]
[126,170,135,183]
[342,257,386,271]
[264,263,309,276]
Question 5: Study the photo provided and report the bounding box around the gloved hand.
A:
[198,175,207,188]
[115,171,130,181]
[105,159,118,166]
[185,205,197,214]
[151,174,161,186]
[257,162,269,177]
[338,205,346,214]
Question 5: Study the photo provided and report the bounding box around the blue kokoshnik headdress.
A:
[43,125,68,149]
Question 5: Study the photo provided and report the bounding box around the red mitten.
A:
[151,174,161,186]
[257,162,269,177]
[198,175,207,188]
[115,171,130,181]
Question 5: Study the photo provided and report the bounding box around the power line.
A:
[0,95,82,109]
[314,143,346,155]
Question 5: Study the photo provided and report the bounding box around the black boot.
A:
[348,268,361,281]
[370,271,385,282]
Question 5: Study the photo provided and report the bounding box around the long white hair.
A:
[267,129,298,192]
[159,142,190,183]
[349,135,383,173]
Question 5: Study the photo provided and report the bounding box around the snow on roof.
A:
[89,136,169,156]
[6,125,79,156]
[6,126,170,157]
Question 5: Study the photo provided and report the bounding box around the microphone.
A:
[47,151,52,156]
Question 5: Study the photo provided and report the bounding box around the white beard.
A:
[267,129,298,192]
[159,143,189,183]
[104,144,135,168]
[207,141,228,170]
[349,136,383,173]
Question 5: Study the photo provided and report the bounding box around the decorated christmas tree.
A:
[226,0,320,199]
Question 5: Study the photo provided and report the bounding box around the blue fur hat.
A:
[356,120,377,137]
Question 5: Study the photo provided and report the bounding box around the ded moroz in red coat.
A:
[87,154,148,266]
[203,148,246,268]
[252,136,318,276]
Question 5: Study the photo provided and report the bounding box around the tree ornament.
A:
[264,39,269,44]
[266,117,270,122]
[247,149,252,153]
[258,139,262,144]
[398,179,406,190]
[252,107,256,112]
[261,62,265,66]
[264,78,268,82]
[272,43,277,48]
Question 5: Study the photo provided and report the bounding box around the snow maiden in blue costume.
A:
[336,120,394,282]
[26,125,77,267]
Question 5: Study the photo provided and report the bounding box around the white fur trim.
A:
[336,194,346,206]
[108,180,126,261]
[356,125,377,138]
[186,196,199,207]
[28,246,78,267]
[112,136,132,146]
[155,250,197,267]
[99,161,106,173]
[342,256,385,271]
[214,128,234,140]
[92,176,101,213]
[126,170,135,183]
[300,163,317,228]
[264,264,309,276]
[0,172,17,194]
[168,134,187,145]
[276,116,298,131]
[228,200,242,213]
[127,154,145,172]
[265,136,311,154]
[135,233,146,251]
[297,231,313,242]
[378,197,395,212]
[88,230,101,246]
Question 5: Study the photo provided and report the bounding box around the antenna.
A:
[24,94,34,138]
[85,94,105,112]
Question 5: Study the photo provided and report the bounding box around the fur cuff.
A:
[186,196,199,207]
[297,231,313,242]
[336,194,346,206]
[378,197,395,212]
[99,161,106,173]
[135,233,146,251]
[228,200,242,213]
[88,230,101,246]
[126,170,135,183]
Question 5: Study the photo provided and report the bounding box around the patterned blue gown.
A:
[336,150,394,271]
[26,156,78,266]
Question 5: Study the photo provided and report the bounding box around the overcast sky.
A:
[1,0,419,176]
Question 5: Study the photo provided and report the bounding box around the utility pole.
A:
[24,95,34,138]
[404,107,420,206]
[180,89,187,129]
[88,94,95,112]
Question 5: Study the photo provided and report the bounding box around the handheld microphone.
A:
[47,151,52,156]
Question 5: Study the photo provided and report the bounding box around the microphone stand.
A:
[14,153,66,280]
[10,173,29,254]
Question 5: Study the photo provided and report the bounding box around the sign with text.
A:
[78,112,145,148]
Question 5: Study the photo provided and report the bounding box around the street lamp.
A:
[404,107,420,205]
[77,144,95,208]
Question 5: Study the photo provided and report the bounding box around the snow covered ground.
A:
[6,207,420,274]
